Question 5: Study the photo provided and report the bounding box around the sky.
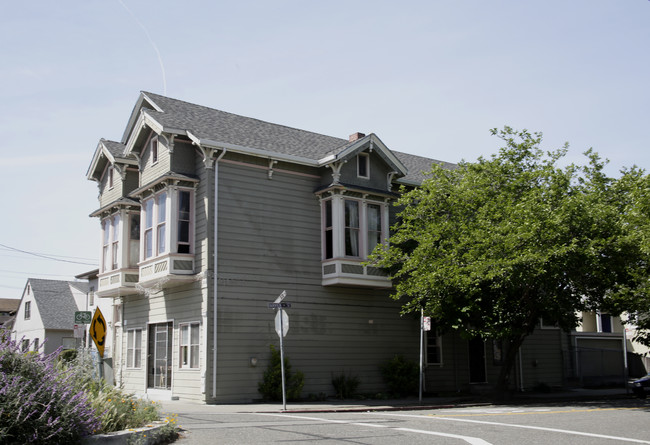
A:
[0,0,648,299]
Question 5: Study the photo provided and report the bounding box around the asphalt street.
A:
[161,395,650,445]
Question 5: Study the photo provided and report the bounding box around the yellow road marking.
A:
[429,407,640,417]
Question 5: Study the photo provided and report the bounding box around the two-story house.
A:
[87,92,570,403]
[11,275,112,363]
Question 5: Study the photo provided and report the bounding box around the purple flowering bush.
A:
[0,334,101,444]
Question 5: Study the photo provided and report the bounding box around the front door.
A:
[468,338,487,383]
[147,322,173,389]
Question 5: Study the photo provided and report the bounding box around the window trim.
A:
[151,137,159,165]
[126,328,143,369]
[179,322,200,369]
[357,152,370,179]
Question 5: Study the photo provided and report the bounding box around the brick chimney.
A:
[349,132,366,142]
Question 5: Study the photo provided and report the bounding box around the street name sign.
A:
[268,302,291,309]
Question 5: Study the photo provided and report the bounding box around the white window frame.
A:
[126,328,143,369]
[24,301,31,320]
[321,196,388,261]
[357,152,370,179]
[108,166,114,189]
[142,191,168,260]
[179,322,200,369]
[101,214,121,272]
[151,137,159,165]
[176,189,193,254]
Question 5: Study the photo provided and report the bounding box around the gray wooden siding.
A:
[211,158,420,402]
[139,133,171,186]
[119,281,207,402]
[171,141,196,176]
[99,166,123,208]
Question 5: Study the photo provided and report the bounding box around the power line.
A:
[0,244,98,266]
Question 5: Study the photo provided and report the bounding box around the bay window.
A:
[323,196,388,260]
[320,193,391,287]
[177,190,192,253]
[142,188,194,261]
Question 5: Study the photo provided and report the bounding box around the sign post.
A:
[419,311,431,403]
[269,291,289,411]
[89,307,107,380]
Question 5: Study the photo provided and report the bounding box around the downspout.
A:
[212,148,227,399]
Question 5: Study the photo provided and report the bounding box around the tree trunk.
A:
[495,335,526,398]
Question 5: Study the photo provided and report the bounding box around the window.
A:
[142,189,193,260]
[492,340,504,365]
[179,322,200,369]
[111,214,120,270]
[177,190,192,253]
[344,200,360,257]
[151,138,159,164]
[357,152,369,179]
[599,313,613,333]
[24,301,31,320]
[108,166,114,188]
[89,287,95,307]
[33,338,39,351]
[144,198,154,259]
[324,200,333,259]
[101,214,121,272]
[127,329,142,368]
[426,328,442,365]
[156,192,167,255]
[322,197,387,260]
[21,339,29,352]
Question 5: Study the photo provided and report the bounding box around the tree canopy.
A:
[372,127,650,391]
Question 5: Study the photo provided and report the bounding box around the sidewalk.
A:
[159,387,632,415]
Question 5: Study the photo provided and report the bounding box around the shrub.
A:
[331,372,360,399]
[379,355,419,397]
[0,334,100,444]
[258,344,304,401]
[61,349,160,434]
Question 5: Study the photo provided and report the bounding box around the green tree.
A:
[372,127,648,394]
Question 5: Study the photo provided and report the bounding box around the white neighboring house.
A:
[12,275,115,377]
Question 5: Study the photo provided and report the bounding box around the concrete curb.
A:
[81,421,170,445]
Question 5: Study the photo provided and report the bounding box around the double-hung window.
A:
[179,322,200,369]
[143,192,167,259]
[111,214,120,270]
[24,301,31,320]
[177,190,192,253]
[101,214,121,271]
[126,328,142,368]
[156,192,167,255]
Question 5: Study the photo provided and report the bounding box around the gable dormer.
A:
[315,133,406,288]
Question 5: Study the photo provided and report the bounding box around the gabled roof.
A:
[86,139,138,182]
[102,91,453,186]
[25,279,88,330]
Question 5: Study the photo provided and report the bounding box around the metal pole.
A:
[623,327,629,394]
[419,308,424,403]
[279,310,287,411]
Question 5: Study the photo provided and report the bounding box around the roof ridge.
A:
[142,91,349,144]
